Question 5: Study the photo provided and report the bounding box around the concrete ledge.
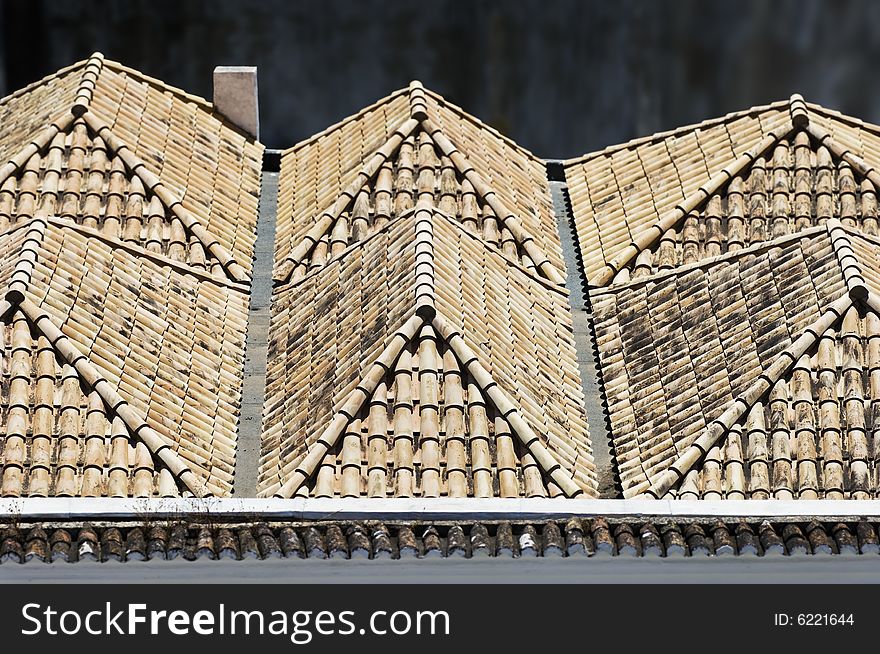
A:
[3,497,880,523]
[3,557,880,583]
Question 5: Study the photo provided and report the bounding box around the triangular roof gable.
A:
[275,82,564,284]
[0,54,263,284]
[609,124,880,282]
[0,114,237,278]
[302,322,571,499]
[260,207,595,499]
[565,99,791,286]
[568,94,880,288]
[591,224,853,497]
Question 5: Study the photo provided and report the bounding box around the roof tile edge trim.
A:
[3,518,879,561]
[806,120,880,192]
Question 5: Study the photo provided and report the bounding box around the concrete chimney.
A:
[213,66,259,140]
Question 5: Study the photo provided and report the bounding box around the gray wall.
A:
[2,0,879,157]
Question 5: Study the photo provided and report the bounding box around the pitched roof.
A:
[0,55,260,498]
[0,218,248,497]
[261,206,595,499]
[274,82,565,285]
[566,94,880,501]
[592,220,880,498]
[565,100,791,285]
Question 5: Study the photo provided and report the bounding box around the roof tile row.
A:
[2,519,878,562]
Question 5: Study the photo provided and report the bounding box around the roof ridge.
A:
[563,99,791,166]
[637,293,854,499]
[789,93,809,128]
[72,52,104,117]
[592,121,796,287]
[419,116,566,284]
[271,314,425,498]
[408,80,428,121]
[826,219,869,301]
[421,87,546,163]
[589,224,829,295]
[81,110,249,283]
[863,290,880,320]
[0,58,88,109]
[413,183,436,321]
[431,313,588,498]
[100,58,213,110]
[283,88,411,155]
[16,298,208,498]
[275,115,420,282]
[5,215,48,305]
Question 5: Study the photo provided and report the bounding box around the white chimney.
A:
[213,66,259,140]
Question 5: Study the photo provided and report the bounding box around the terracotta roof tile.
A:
[89,60,263,280]
[0,61,83,164]
[566,104,791,285]
[1,519,879,562]
[0,219,249,497]
[576,95,880,502]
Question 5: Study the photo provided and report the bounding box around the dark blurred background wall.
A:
[1,0,878,157]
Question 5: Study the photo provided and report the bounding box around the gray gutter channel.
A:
[232,169,278,497]
[547,163,616,497]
